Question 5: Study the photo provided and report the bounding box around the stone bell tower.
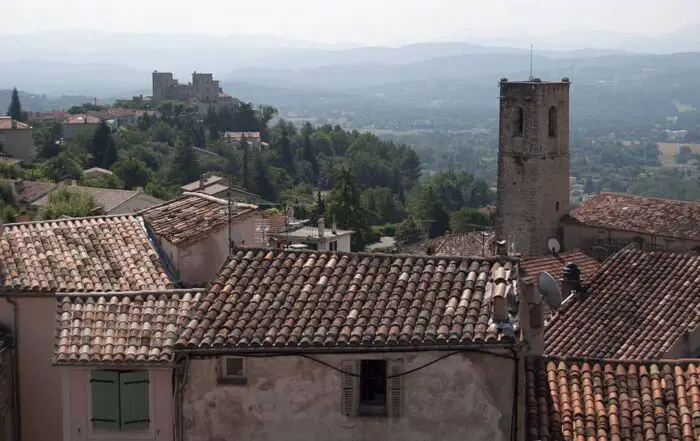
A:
[495,77,571,257]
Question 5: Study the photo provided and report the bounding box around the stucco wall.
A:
[0,339,14,441]
[182,351,516,441]
[0,129,35,164]
[562,222,700,259]
[0,296,62,441]
[169,214,262,286]
[62,368,174,441]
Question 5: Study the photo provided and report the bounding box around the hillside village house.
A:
[560,192,700,260]
[32,182,164,215]
[54,289,203,441]
[61,115,101,140]
[222,131,265,151]
[0,116,35,165]
[141,192,266,286]
[0,215,174,441]
[174,248,526,441]
[271,217,354,252]
[180,174,266,203]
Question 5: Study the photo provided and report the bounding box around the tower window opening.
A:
[555,201,560,211]
[513,107,524,135]
[548,106,558,137]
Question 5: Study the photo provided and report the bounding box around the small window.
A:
[218,357,247,385]
[90,370,150,431]
[548,106,558,137]
[341,359,403,419]
[303,242,319,250]
[555,201,560,211]
[513,107,524,135]
[359,360,387,416]
[329,240,338,252]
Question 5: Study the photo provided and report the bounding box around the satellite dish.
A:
[538,271,562,311]
[547,237,561,254]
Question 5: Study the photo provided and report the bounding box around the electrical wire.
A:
[231,348,517,379]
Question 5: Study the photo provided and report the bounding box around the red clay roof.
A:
[526,356,700,441]
[545,244,700,359]
[176,248,518,350]
[401,231,496,257]
[141,193,258,246]
[0,116,29,130]
[0,215,173,292]
[55,290,203,365]
[12,180,58,203]
[566,192,700,241]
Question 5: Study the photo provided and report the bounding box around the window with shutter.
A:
[119,371,150,431]
[90,370,150,432]
[341,360,359,417]
[90,370,120,430]
[387,359,404,418]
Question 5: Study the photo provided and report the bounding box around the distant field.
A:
[657,142,700,162]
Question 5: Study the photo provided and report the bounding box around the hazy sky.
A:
[4,0,698,45]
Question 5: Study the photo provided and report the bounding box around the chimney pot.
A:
[561,262,581,298]
[318,217,325,238]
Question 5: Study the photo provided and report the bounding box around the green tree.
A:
[451,208,491,233]
[80,173,123,189]
[168,138,200,185]
[251,154,277,201]
[38,188,100,219]
[395,216,423,245]
[278,126,295,174]
[326,168,370,251]
[112,158,150,189]
[7,88,27,122]
[89,121,117,169]
[42,151,83,181]
[241,137,250,189]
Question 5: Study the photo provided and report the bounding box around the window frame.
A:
[341,358,404,419]
[217,356,248,385]
[87,369,153,439]
[329,240,338,252]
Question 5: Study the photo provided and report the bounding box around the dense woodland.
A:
[0,90,494,251]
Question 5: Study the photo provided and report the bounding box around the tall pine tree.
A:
[326,168,369,251]
[7,88,27,122]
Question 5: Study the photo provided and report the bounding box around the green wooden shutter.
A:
[119,371,150,431]
[90,370,120,430]
[341,360,359,417]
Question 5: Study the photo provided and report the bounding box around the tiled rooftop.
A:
[176,248,518,350]
[526,356,700,441]
[141,193,259,246]
[55,289,203,364]
[565,192,700,241]
[545,244,700,359]
[181,175,224,192]
[223,131,261,141]
[32,185,156,214]
[0,116,30,130]
[401,232,496,257]
[0,215,173,292]
[520,250,601,322]
[65,114,101,125]
[8,179,57,203]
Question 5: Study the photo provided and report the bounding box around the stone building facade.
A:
[495,78,571,257]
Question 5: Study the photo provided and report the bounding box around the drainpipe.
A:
[5,297,20,441]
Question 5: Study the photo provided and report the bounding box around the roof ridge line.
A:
[537,354,700,365]
[57,288,206,297]
[5,213,140,227]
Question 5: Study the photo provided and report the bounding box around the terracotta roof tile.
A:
[521,250,601,321]
[401,231,496,257]
[566,192,700,241]
[0,215,173,292]
[10,180,57,203]
[0,116,30,130]
[54,290,203,364]
[526,356,700,441]
[176,248,518,350]
[545,244,700,359]
[141,194,259,246]
[32,185,154,214]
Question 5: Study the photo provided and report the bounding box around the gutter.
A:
[175,342,520,357]
[5,297,20,441]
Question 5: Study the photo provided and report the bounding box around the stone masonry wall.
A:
[496,80,571,257]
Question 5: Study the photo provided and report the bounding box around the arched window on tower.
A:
[548,106,558,137]
[513,106,524,135]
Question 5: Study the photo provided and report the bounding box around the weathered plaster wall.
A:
[182,351,516,441]
[0,339,14,441]
[0,297,62,441]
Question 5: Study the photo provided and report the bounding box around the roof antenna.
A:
[529,44,534,81]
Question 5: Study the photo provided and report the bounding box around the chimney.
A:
[71,180,77,187]
[318,217,325,238]
[332,218,337,234]
[561,262,581,299]
[199,174,206,189]
[495,240,507,255]
[13,179,24,194]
